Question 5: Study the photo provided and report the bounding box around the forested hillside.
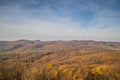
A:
[0,40,120,80]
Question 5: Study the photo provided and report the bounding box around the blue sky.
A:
[0,0,120,41]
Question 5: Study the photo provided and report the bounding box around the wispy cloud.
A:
[0,0,120,41]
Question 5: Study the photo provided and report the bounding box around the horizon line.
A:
[0,39,120,42]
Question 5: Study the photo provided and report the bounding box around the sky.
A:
[0,0,120,41]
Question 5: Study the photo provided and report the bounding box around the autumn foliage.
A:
[0,40,120,80]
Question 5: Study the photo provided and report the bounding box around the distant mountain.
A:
[0,41,9,52]
[0,40,120,54]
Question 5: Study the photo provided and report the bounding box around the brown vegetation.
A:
[0,40,120,80]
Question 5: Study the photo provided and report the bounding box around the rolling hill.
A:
[0,40,120,80]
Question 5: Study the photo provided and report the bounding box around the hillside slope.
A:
[0,40,120,80]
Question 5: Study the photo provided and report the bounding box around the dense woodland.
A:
[0,40,120,80]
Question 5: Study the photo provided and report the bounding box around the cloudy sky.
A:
[0,0,120,41]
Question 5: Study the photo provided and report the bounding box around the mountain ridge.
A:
[0,39,120,54]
